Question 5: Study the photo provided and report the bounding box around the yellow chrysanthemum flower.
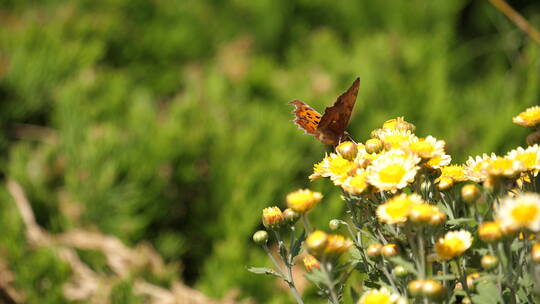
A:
[437,165,468,182]
[377,129,418,150]
[358,287,400,304]
[324,234,353,256]
[465,153,497,183]
[483,156,524,178]
[377,193,424,224]
[303,254,320,272]
[435,230,473,260]
[367,149,420,193]
[406,136,446,160]
[496,193,540,232]
[310,153,355,185]
[342,169,369,195]
[513,106,540,127]
[409,203,441,224]
[506,145,540,171]
[286,189,323,213]
[262,206,284,229]
[425,153,452,170]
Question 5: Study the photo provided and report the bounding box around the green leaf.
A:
[290,230,306,258]
[246,266,283,278]
[471,279,501,304]
[446,218,476,225]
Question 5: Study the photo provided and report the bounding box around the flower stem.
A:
[320,260,340,304]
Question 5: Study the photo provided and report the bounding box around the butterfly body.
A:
[290,78,360,146]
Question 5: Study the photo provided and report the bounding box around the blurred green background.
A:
[0,0,539,303]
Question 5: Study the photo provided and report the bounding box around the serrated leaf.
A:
[246,266,283,278]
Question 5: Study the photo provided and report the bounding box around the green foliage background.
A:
[0,0,539,303]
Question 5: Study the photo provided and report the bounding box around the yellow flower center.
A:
[364,293,392,304]
[446,237,465,251]
[516,152,536,168]
[410,140,434,156]
[511,204,539,225]
[383,134,409,148]
[329,156,354,176]
[386,199,412,218]
[521,108,540,121]
[489,158,514,172]
[380,164,406,183]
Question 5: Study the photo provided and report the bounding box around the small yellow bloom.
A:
[324,234,353,256]
[483,156,524,177]
[506,145,540,172]
[358,287,400,304]
[342,169,369,195]
[425,153,452,170]
[478,221,502,242]
[438,165,468,182]
[465,153,497,183]
[311,153,355,185]
[286,189,323,213]
[377,193,423,224]
[262,206,284,229]
[406,136,446,160]
[303,254,320,272]
[496,193,540,232]
[409,203,441,224]
[306,230,328,253]
[513,105,540,127]
[367,149,420,193]
[435,230,473,260]
[377,129,418,150]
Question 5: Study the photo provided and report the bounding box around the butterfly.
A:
[289,77,360,146]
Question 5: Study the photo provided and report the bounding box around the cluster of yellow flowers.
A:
[252,105,540,304]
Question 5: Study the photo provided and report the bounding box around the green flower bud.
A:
[253,230,269,244]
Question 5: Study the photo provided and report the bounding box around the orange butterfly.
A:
[290,78,360,146]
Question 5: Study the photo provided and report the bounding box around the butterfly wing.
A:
[316,77,360,145]
[289,100,322,136]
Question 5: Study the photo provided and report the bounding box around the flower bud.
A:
[303,254,321,272]
[365,138,383,154]
[306,230,328,254]
[466,273,480,290]
[436,176,454,191]
[252,230,269,244]
[532,243,540,263]
[462,297,472,304]
[370,128,384,139]
[429,211,447,226]
[329,219,340,231]
[461,184,480,204]
[422,279,446,301]
[478,221,502,243]
[286,189,323,214]
[262,206,284,230]
[283,208,300,224]
[407,279,425,297]
[409,203,438,224]
[527,130,540,146]
[392,265,408,277]
[381,243,399,258]
[366,243,383,258]
[324,234,352,257]
[336,141,358,161]
[481,255,499,270]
